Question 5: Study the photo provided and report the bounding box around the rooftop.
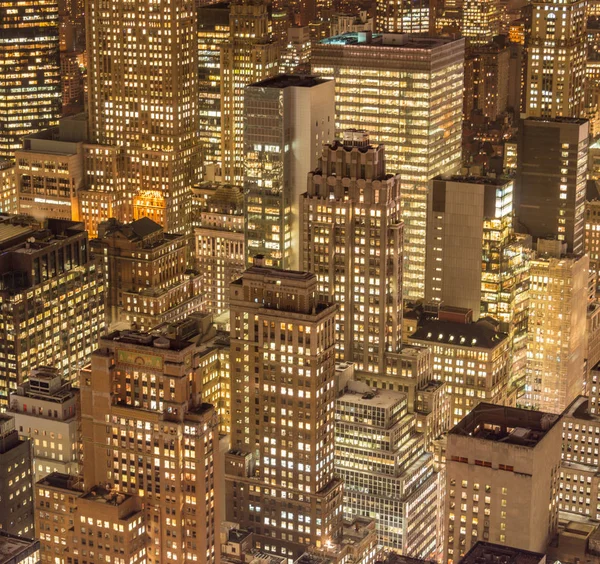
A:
[37,472,82,493]
[409,319,507,349]
[250,74,330,89]
[0,532,38,564]
[82,486,131,506]
[319,31,459,49]
[433,174,513,187]
[103,330,193,352]
[524,116,588,126]
[338,388,404,410]
[460,541,546,564]
[450,403,560,447]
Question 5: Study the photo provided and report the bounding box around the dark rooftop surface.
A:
[433,174,513,186]
[450,403,560,447]
[250,74,330,89]
[460,541,546,563]
[409,319,507,349]
[524,116,588,125]
[0,531,38,563]
[103,330,193,352]
[319,32,459,49]
[38,471,82,493]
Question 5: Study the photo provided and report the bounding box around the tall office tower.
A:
[0,217,105,409]
[244,75,335,269]
[0,415,34,537]
[280,27,312,75]
[523,0,586,118]
[463,43,510,121]
[0,0,61,161]
[194,183,245,316]
[85,0,200,232]
[220,0,280,185]
[81,330,219,563]
[376,0,430,33]
[407,307,510,427]
[335,383,438,557]
[35,473,148,564]
[517,117,589,255]
[462,0,500,45]
[15,114,87,221]
[312,33,464,300]
[8,367,79,481]
[197,2,231,179]
[559,396,600,521]
[443,404,561,562]
[585,197,600,277]
[91,217,203,332]
[0,161,17,214]
[425,175,514,319]
[225,265,343,559]
[300,132,403,373]
[526,239,588,414]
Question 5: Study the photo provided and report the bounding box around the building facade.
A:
[80,331,220,563]
[0,0,61,161]
[91,217,203,332]
[312,33,464,299]
[244,75,335,269]
[225,265,344,559]
[300,132,403,374]
[462,0,500,46]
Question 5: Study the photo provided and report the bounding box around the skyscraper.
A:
[300,131,403,373]
[81,330,220,563]
[526,239,588,414]
[220,0,279,185]
[225,264,343,559]
[0,0,61,161]
[462,0,500,45]
[443,404,561,562]
[312,33,464,299]
[0,217,105,409]
[85,0,201,231]
[516,117,588,255]
[376,0,430,33]
[244,75,335,269]
[425,175,514,318]
[523,0,586,118]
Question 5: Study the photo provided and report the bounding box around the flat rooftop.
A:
[338,388,403,410]
[82,486,132,506]
[0,532,38,564]
[409,319,507,349]
[450,403,560,447]
[250,74,330,89]
[460,541,546,564]
[524,116,588,125]
[37,472,82,493]
[103,330,193,352]
[433,174,513,187]
[563,395,596,421]
[320,32,459,49]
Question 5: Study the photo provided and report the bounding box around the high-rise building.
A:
[0,0,61,161]
[443,404,562,562]
[523,0,586,118]
[312,33,464,299]
[80,330,220,563]
[280,26,312,75]
[425,175,514,319]
[15,114,87,221]
[0,161,17,214]
[91,217,203,332]
[194,183,245,316]
[463,42,510,121]
[335,382,438,557]
[408,308,511,427]
[244,75,335,269]
[526,239,588,414]
[197,2,231,179]
[0,415,34,537]
[220,0,279,185]
[376,0,430,33]
[85,0,200,232]
[0,217,105,409]
[517,117,588,255]
[7,367,79,481]
[225,265,344,559]
[462,0,500,46]
[35,473,148,564]
[585,196,600,277]
[300,131,403,373]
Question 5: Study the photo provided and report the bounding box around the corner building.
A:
[312,32,464,300]
[225,265,343,560]
[80,331,219,563]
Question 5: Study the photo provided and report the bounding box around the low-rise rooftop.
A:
[250,74,330,89]
[409,319,507,349]
[0,531,39,564]
[460,541,546,564]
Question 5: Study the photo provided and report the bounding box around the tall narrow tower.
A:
[85,0,200,232]
[523,0,587,118]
